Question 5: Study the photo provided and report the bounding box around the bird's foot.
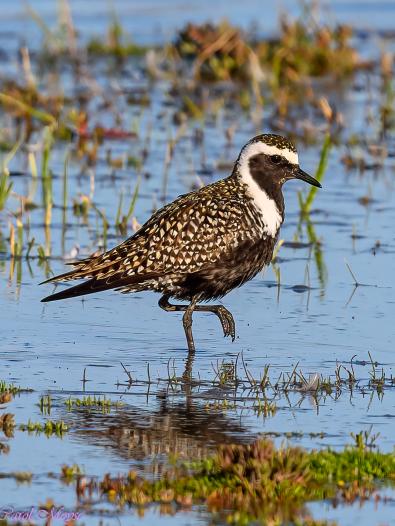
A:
[215,306,236,342]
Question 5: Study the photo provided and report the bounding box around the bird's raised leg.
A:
[192,304,235,341]
[158,295,236,343]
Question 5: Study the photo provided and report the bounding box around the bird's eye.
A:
[271,155,282,164]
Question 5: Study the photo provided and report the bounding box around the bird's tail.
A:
[40,268,87,286]
[41,278,110,302]
[41,272,159,303]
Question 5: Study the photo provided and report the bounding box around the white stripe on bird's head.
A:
[235,134,297,237]
[238,138,299,168]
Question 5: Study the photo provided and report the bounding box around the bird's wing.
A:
[42,187,250,287]
[137,192,249,275]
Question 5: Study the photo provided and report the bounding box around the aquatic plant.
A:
[174,7,364,87]
[19,419,68,436]
[87,15,146,58]
[97,437,395,524]
[61,463,83,482]
[0,90,57,131]
[0,137,25,211]
[116,177,141,235]
[0,172,12,211]
[0,381,27,395]
[65,395,123,412]
[26,0,77,58]
[261,16,361,85]
[39,394,52,415]
[299,133,331,215]
[294,133,331,288]
[175,22,252,81]
[41,126,54,227]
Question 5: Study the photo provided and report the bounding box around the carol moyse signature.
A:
[0,506,82,521]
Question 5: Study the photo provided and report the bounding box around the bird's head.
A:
[236,133,322,190]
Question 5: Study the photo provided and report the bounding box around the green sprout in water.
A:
[61,463,83,483]
[39,394,52,415]
[295,133,332,289]
[0,172,13,211]
[299,133,331,216]
[87,14,146,58]
[65,395,123,412]
[0,381,31,395]
[19,419,68,436]
[115,177,141,236]
[0,136,24,211]
[41,126,54,228]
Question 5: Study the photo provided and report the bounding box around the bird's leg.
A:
[182,347,195,386]
[192,304,236,341]
[182,299,197,354]
[159,295,198,353]
[158,295,235,341]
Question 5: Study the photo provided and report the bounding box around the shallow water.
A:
[0,2,395,525]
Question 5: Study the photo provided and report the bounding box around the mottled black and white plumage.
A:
[41,134,321,353]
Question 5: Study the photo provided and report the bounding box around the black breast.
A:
[175,236,277,301]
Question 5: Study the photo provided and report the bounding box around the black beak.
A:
[293,167,322,188]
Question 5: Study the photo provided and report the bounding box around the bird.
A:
[41,133,321,354]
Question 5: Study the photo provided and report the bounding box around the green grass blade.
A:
[301,133,331,214]
[125,177,141,222]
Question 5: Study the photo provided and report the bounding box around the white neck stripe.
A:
[237,171,282,239]
[238,141,299,166]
